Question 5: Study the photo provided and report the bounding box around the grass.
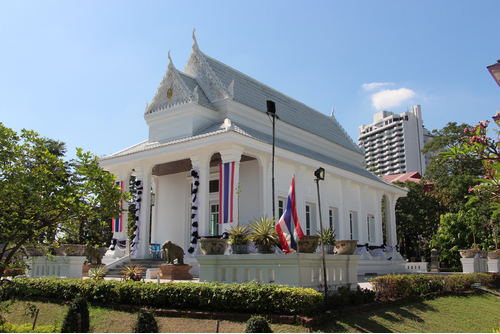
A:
[1,291,499,332]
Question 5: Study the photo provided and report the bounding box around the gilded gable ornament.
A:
[167,88,173,99]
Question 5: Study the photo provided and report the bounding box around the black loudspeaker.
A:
[267,100,276,114]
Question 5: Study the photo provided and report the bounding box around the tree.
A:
[430,208,495,266]
[423,122,484,213]
[0,123,128,272]
[394,180,441,260]
[441,113,500,218]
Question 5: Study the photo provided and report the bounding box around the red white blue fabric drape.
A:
[277,177,304,253]
[219,162,235,224]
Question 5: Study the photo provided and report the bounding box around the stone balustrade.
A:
[27,256,86,278]
[196,253,360,290]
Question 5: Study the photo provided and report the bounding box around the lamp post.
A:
[267,100,278,219]
[314,167,328,305]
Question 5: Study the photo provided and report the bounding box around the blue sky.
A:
[1,1,499,160]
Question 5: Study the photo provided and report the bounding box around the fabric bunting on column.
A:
[188,168,200,253]
[219,162,235,224]
[112,181,124,232]
[130,179,143,254]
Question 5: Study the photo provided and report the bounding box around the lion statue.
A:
[161,241,184,265]
[85,244,103,265]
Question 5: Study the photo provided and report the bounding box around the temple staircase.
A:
[105,258,165,278]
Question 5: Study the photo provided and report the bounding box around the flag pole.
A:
[315,167,328,306]
[294,174,302,287]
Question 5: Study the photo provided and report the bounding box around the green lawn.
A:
[1,292,499,333]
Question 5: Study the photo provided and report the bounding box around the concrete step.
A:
[106,258,165,278]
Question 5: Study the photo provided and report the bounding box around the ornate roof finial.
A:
[192,28,197,45]
[168,50,173,64]
[331,107,335,117]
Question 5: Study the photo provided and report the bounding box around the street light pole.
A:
[314,167,328,305]
[267,100,277,219]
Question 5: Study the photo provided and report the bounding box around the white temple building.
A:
[99,31,409,276]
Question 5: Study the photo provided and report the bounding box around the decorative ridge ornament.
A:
[192,28,197,46]
[144,51,201,115]
[184,31,231,102]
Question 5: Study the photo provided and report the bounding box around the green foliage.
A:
[316,226,336,246]
[394,180,441,261]
[0,123,129,273]
[439,116,500,218]
[228,224,250,246]
[248,216,279,251]
[327,285,375,309]
[0,322,60,333]
[245,315,272,333]
[120,263,144,282]
[370,273,500,300]
[60,298,90,333]
[87,266,107,280]
[430,209,495,265]
[134,311,158,333]
[6,278,323,316]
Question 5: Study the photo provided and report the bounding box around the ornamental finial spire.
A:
[168,50,172,64]
[192,28,197,45]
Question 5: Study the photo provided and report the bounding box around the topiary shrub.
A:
[245,315,272,333]
[134,311,158,333]
[60,298,90,333]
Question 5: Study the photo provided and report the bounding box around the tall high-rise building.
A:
[358,105,433,176]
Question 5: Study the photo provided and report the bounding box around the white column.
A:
[109,169,131,243]
[258,155,269,217]
[134,164,153,258]
[385,194,399,247]
[190,154,210,238]
[219,145,243,231]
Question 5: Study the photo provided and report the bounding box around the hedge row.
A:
[4,278,324,316]
[370,272,500,300]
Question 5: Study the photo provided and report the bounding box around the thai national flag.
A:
[112,181,123,232]
[219,162,235,224]
[277,177,304,253]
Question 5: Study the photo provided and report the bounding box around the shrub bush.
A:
[60,298,90,333]
[7,278,323,316]
[134,311,158,333]
[245,315,273,333]
[327,285,375,309]
[0,322,60,333]
[370,273,500,300]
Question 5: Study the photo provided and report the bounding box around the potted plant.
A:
[334,239,358,255]
[88,266,107,280]
[298,235,320,253]
[488,224,500,259]
[229,224,251,254]
[316,227,336,254]
[248,216,279,253]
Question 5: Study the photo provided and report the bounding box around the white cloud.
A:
[362,82,394,91]
[371,88,416,110]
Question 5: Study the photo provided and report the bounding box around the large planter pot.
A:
[488,251,500,259]
[480,251,489,259]
[298,235,320,253]
[334,240,358,255]
[459,249,480,258]
[323,244,335,254]
[25,246,48,256]
[199,238,228,255]
[231,243,250,254]
[256,244,275,254]
[62,244,86,256]
[50,245,66,256]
